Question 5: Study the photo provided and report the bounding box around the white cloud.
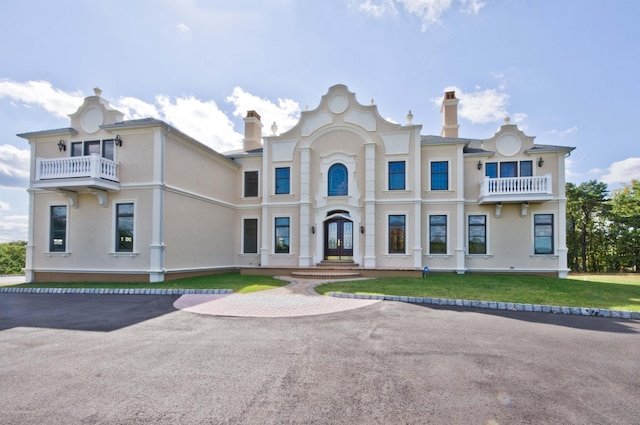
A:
[0,201,9,211]
[177,23,191,32]
[226,87,301,136]
[401,0,453,30]
[0,144,30,189]
[356,0,483,30]
[546,126,578,137]
[156,95,243,152]
[0,214,28,242]
[600,157,640,186]
[459,0,485,14]
[358,0,398,17]
[435,86,513,124]
[0,79,83,118]
[114,96,161,120]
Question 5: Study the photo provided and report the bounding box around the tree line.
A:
[567,180,640,272]
[0,181,638,275]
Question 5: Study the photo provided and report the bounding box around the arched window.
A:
[328,164,348,196]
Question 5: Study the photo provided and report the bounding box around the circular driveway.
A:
[1,292,638,424]
[173,277,380,317]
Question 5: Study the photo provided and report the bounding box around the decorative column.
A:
[149,129,166,282]
[298,147,312,266]
[363,142,377,268]
[455,145,466,274]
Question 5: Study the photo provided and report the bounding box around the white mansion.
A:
[19,85,574,282]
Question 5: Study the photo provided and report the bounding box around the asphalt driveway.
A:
[1,293,638,424]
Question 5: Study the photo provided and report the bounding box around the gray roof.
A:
[17,127,78,139]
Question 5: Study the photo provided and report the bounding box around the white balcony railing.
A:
[479,175,552,202]
[35,154,118,182]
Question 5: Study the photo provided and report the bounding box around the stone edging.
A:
[0,287,232,295]
[327,292,640,320]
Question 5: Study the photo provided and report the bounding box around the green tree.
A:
[610,180,640,271]
[566,181,610,272]
[0,241,27,275]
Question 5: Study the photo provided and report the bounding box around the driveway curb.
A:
[328,292,640,320]
[0,287,232,295]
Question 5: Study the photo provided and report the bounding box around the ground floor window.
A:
[388,215,406,254]
[243,218,258,254]
[275,217,290,253]
[50,205,67,252]
[429,215,447,254]
[468,215,486,254]
[534,214,554,254]
[116,203,134,252]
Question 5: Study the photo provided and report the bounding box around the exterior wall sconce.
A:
[115,135,123,147]
[311,226,315,234]
[477,160,482,170]
[58,140,66,152]
[360,226,365,234]
[537,157,544,167]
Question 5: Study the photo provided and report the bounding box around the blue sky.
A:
[1,0,639,242]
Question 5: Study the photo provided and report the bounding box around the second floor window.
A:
[71,139,114,160]
[388,161,406,190]
[430,161,448,190]
[328,163,348,196]
[275,167,290,195]
[486,160,533,178]
[244,171,259,197]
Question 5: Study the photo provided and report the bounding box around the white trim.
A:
[241,216,260,255]
[47,202,70,254]
[273,215,292,255]
[428,157,451,192]
[112,200,137,255]
[531,211,556,256]
[427,212,450,256]
[386,211,408,255]
[466,212,490,256]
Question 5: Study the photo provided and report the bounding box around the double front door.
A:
[324,217,353,260]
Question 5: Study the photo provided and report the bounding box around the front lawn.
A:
[315,273,640,312]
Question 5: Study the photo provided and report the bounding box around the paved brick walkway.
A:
[173,276,380,318]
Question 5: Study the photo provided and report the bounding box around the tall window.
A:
[468,215,486,254]
[50,205,67,252]
[244,171,259,197]
[388,161,406,190]
[328,163,348,196]
[534,214,554,254]
[70,139,115,160]
[243,218,258,254]
[275,167,290,195]
[430,161,448,190]
[116,203,134,252]
[388,215,406,254]
[429,215,447,254]
[275,217,290,253]
[520,160,533,177]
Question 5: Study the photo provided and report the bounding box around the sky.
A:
[1,0,639,242]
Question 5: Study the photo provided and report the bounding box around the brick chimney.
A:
[440,91,459,138]
[243,110,263,152]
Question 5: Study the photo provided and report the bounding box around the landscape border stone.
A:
[327,292,640,321]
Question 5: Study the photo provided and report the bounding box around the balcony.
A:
[33,154,120,193]
[479,175,553,204]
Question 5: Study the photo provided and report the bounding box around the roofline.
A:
[17,127,78,139]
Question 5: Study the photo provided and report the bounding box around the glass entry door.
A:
[324,217,353,260]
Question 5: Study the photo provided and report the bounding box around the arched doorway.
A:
[324,211,353,261]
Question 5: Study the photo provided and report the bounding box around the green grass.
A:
[316,273,640,312]
[6,271,640,312]
[8,272,287,294]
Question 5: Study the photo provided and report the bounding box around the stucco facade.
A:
[19,85,574,282]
